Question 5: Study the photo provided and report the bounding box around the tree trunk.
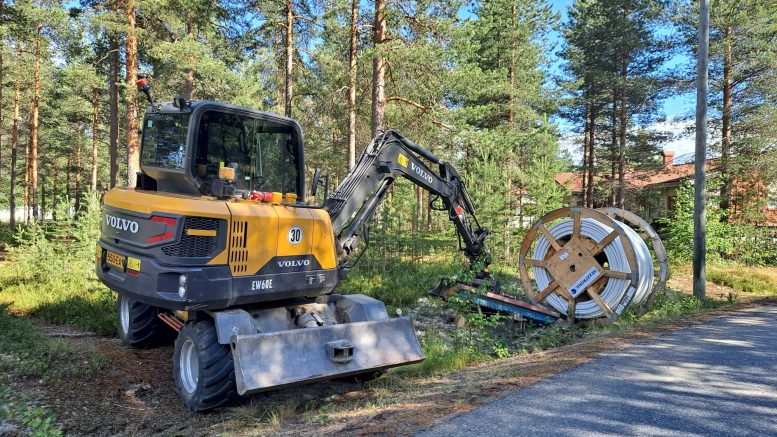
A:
[10,53,20,227]
[75,126,83,214]
[507,3,517,125]
[720,25,733,217]
[52,160,57,221]
[505,154,513,259]
[24,139,30,224]
[504,2,517,257]
[611,87,618,207]
[109,38,120,187]
[40,173,45,221]
[586,102,596,208]
[617,57,628,209]
[581,102,590,207]
[0,45,3,182]
[0,2,4,184]
[183,15,195,100]
[284,0,294,117]
[31,24,43,221]
[91,89,100,194]
[125,0,140,188]
[67,153,72,204]
[370,0,387,137]
[414,185,421,231]
[426,190,432,230]
[517,183,524,228]
[347,0,359,169]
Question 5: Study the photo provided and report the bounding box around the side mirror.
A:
[311,168,321,197]
[172,96,191,111]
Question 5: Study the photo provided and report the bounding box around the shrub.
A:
[660,179,733,263]
[0,193,116,335]
[661,179,776,266]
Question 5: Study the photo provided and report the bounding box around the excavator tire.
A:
[173,319,241,411]
[116,294,175,348]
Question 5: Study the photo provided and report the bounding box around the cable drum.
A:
[533,219,652,319]
[519,207,661,324]
[597,207,669,315]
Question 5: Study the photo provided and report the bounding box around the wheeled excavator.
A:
[96,93,493,411]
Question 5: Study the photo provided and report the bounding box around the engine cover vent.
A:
[162,217,222,258]
[229,220,249,275]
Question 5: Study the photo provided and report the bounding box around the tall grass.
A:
[337,257,463,309]
[707,269,777,295]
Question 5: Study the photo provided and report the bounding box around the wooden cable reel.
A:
[596,207,668,316]
[518,207,642,324]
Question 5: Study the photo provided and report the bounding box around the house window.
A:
[768,182,777,209]
[667,195,677,211]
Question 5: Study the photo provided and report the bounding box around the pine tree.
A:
[561,0,670,208]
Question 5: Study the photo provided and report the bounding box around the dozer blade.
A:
[231,317,423,395]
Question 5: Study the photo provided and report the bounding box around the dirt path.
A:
[12,292,761,437]
[18,319,377,435]
[18,321,201,435]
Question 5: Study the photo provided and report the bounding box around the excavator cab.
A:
[136,100,305,201]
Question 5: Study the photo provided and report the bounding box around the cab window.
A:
[140,113,190,170]
[194,111,300,194]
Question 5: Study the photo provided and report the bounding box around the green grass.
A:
[707,269,777,295]
[338,257,464,309]
[0,217,117,336]
[0,305,70,378]
[0,308,66,435]
[0,274,116,336]
[397,337,485,376]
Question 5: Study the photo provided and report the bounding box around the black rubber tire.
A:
[173,319,241,412]
[116,294,176,348]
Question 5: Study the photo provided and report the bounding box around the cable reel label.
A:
[569,267,601,298]
[615,286,637,315]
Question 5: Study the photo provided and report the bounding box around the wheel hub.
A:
[180,339,199,393]
[119,296,130,335]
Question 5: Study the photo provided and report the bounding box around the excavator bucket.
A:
[430,278,560,325]
[231,317,424,395]
[429,276,501,298]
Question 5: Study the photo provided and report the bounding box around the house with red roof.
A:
[554,151,777,226]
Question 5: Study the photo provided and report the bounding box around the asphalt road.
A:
[419,305,777,437]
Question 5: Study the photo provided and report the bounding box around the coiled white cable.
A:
[533,218,653,319]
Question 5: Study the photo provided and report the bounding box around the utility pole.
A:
[694,0,709,300]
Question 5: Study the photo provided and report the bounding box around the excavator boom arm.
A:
[325,130,491,270]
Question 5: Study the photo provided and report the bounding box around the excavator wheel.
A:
[116,294,176,348]
[173,319,241,412]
